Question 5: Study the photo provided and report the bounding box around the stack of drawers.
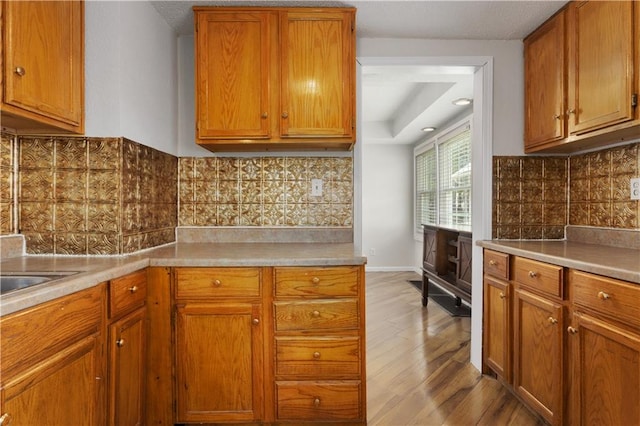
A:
[273,266,366,423]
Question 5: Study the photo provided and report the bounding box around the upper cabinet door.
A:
[279,10,354,139]
[568,1,635,134]
[195,11,274,140]
[2,0,84,132]
[524,10,567,150]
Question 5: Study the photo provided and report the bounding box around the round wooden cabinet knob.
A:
[313,398,321,407]
[313,351,321,359]
[0,413,13,426]
[281,112,289,119]
[312,277,320,285]
[597,291,610,300]
[252,318,260,325]
[261,112,268,119]
[128,285,138,293]
[312,310,321,318]
[116,338,125,347]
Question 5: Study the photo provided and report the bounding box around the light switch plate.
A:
[631,178,640,200]
[311,179,323,196]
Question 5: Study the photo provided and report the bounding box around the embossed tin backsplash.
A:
[493,142,640,239]
[178,157,353,227]
[17,136,177,255]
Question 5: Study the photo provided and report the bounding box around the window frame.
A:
[413,115,472,240]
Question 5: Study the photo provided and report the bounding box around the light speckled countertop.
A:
[0,242,366,316]
[477,240,640,284]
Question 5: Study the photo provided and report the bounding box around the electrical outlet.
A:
[311,179,323,196]
[631,178,640,200]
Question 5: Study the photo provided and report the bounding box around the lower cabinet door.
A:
[276,381,362,421]
[109,307,146,426]
[175,302,263,423]
[513,289,563,425]
[0,335,102,425]
[483,276,511,382]
[571,313,640,426]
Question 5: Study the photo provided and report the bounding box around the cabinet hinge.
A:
[632,93,638,108]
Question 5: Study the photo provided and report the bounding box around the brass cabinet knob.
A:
[116,338,125,347]
[312,277,320,285]
[499,292,506,299]
[313,351,321,359]
[0,413,13,425]
[261,112,268,119]
[313,398,321,407]
[528,271,537,278]
[252,318,259,325]
[281,112,289,119]
[213,279,222,286]
[14,67,25,76]
[567,326,578,335]
[548,316,558,325]
[489,260,497,266]
[597,291,610,300]
[312,310,320,318]
[567,109,576,115]
[553,114,561,120]
[128,285,138,293]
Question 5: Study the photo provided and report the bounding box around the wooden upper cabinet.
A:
[568,1,635,135]
[1,0,84,134]
[195,11,275,140]
[524,0,638,153]
[524,10,566,150]
[193,7,356,151]
[279,10,354,139]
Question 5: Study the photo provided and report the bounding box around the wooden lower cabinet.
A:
[107,269,147,426]
[513,289,564,425]
[569,313,640,426]
[483,275,511,383]
[0,284,106,425]
[273,266,366,423]
[175,302,264,423]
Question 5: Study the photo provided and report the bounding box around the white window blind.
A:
[414,119,472,235]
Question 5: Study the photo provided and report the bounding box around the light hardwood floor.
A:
[365,271,545,426]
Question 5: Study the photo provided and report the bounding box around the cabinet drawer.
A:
[109,269,147,319]
[274,300,359,332]
[275,337,360,378]
[276,381,362,421]
[571,270,640,328]
[513,257,563,298]
[274,266,359,298]
[484,250,510,280]
[175,267,261,299]
[1,284,104,378]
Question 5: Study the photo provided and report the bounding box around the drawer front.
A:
[276,381,362,421]
[275,266,359,298]
[513,257,563,298]
[275,337,361,378]
[274,300,359,332]
[110,269,147,319]
[175,267,261,299]
[484,249,509,280]
[1,284,104,378]
[571,270,640,328]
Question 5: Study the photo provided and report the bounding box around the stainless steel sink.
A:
[0,272,78,294]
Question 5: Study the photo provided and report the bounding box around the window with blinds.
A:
[414,119,472,234]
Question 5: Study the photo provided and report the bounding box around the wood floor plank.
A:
[365,271,544,425]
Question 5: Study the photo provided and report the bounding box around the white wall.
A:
[85,1,179,155]
[361,144,415,271]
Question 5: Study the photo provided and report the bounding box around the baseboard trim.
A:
[365,266,419,272]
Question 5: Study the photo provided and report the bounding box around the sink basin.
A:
[0,272,78,294]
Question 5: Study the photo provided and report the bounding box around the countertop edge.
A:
[477,240,640,284]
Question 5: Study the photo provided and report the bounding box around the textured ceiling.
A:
[150,0,565,145]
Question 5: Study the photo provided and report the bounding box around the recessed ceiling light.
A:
[421,127,436,132]
[452,98,473,106]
